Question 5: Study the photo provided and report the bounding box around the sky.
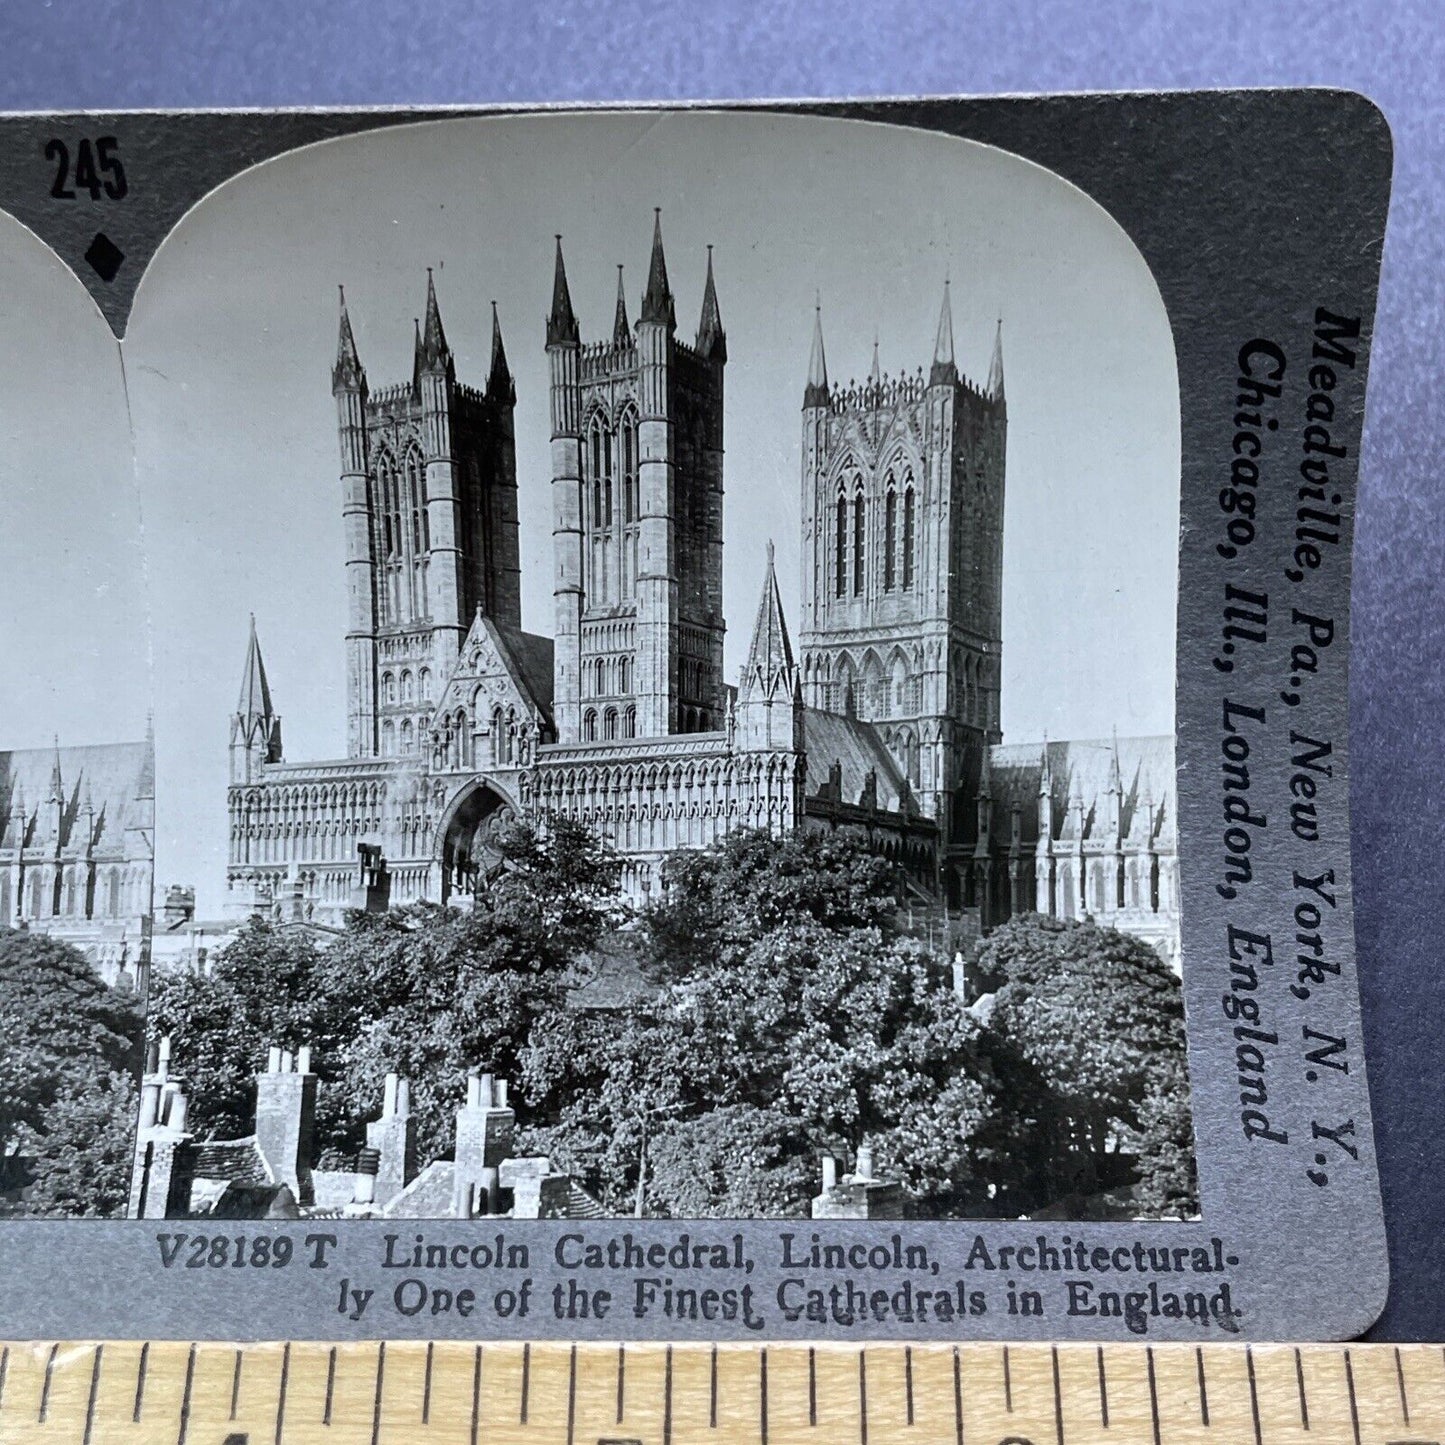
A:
[3,110,1179,913]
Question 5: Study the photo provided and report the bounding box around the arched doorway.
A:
[438,782,516,905]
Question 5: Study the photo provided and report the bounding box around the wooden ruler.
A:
[0,1341,1439,1445]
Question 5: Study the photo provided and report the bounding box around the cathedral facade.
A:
[224,216,1178,963]
[1,733,155,988]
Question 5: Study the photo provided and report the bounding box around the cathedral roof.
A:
[801,709,912,815]
[986,736,1175,849]
[490,623,556,720]
[0,738,153,854]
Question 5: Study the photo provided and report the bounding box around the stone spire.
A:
[546,236,580,347]
[612,264,630,346]
[741,541,798,700]
[696,245,726,361]
[868,331,881,390]
[332,285,365,395]
[237,614,274,725]
[487,301,515,403]
[419,268,451,374]
[987,318,1005,400]
[930,277,957,386]
[804,299,829,409]
[640,208,674,328]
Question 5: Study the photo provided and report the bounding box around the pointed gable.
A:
[434,611,556,741]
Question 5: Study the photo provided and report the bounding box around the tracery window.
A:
[406,446,427,553]
[852,493,866,596]
[621,411,639,523]
[902,483,916,590]
[884,485,898,592]
[835,495,847,598]
[378,452,400,558]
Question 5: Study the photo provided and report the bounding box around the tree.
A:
[975,915,1195,1216]
[22,1069,138,1218]
[0,929,143,1162]
[0,929,145,1217]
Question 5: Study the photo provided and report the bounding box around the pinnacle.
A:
[332,283,365,394]
[987,317,1005,400]
[488,301,515,401]
[237,614,275,723]
[930,276,957,385]
[804,298,829,407]
[613,264,631,346]
[420,268,450,372]
[743,543,796,698]
[547,235,580,347]
[696,244,726,361]
[641,208,674,327]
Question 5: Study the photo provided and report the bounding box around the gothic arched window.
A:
[620,408,639,523]
[884,484,898,592]
[583,709,598,743]
[902,483,916,590]
[383,671,396,706]
[399,718,414,755]
[401,670,414,703]
[406,447,427,553]
[420,668,432,701]
[852,492,866,596]
[377,452,399,559]
[835,495,847,598]
[381,719,395,755]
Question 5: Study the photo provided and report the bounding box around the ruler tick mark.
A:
[809,1347,817,1426]
[38,1341,58,1422]
[1296,1347,1310,1429]
[1146,1347,1161,1445]
[1396,1345,1410,1423]
[904,1345,914,1427]
[324,1347,337,1426]
[81,1344,102,1445]
[521,1342,531,1424]
[710,1344,718,1429]
[0,1344,8,1414]
[371,1341,387,1445]
[1097,1347,1108,1428]
[423,1341,434,1426]
[566,1344,577,1445]
[232,1349,244,1420]
[617,1344,626,1423]
[469,1346,482,1445]
[859,1350,868,1445]
[274,1340,291,1445]
[666,1345,675,1445]
[1247,1346,1263,1445]
[1052,1345,1064,1445]
[1344,1349,1362,1445]
[953,1345,963,1445]
[134,1341,149,1422]
[760,1346,768,1445]
[178,1343,197,1445]
[1003,1346,1013,1412]
[1196,1347,1209,1426]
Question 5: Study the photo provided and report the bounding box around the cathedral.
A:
[224,215,1178,964]
[0,732,156,988]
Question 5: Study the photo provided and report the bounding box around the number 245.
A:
[44,136,127,200]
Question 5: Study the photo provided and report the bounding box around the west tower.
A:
[333,275,520,760]
[797,284,1007,845]
[547,213,726,744]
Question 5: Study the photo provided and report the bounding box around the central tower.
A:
[797,283,1006,844]
[547,213,726,744]
[333,273,520,760]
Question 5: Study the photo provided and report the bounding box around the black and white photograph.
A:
[6,109,1193,1224]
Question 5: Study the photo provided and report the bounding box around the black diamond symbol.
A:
[84,231,124,283]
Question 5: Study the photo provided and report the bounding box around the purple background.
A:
[0,0,1440,1340]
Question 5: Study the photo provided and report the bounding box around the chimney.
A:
[452,1068,515,1218]
[128,1075,195,1221]
[810,1140,905,1221]
[364,1071,417,1209]
[254,1043,317,1206]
